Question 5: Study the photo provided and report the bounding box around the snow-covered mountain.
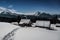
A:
[0,7,37,16]
[0,7,16,15]
[0,7,24,15]
[34,11,41,16]
[0,7,14,13]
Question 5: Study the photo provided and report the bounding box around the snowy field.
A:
[0,22,20,40]
[0,22,60,40]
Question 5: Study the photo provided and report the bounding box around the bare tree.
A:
[17,15,21,24]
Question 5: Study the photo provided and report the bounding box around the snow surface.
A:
[0,22,60,40]
[58,18,60,20]
[0,22,19,40]
[14,27,60,40]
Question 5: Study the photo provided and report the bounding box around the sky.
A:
[0,0,60,14]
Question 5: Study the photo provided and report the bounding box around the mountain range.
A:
[0,7,60,20]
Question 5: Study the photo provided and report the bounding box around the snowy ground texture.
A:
[0,22,60,40]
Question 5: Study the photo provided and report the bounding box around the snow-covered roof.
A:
[23,13,35,15]
[19,19,30,24]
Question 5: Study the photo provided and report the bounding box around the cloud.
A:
[8,5,13,8]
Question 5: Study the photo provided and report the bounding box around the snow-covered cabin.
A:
[33,20,50,28]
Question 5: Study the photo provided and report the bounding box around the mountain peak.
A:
[0,7,16,13]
